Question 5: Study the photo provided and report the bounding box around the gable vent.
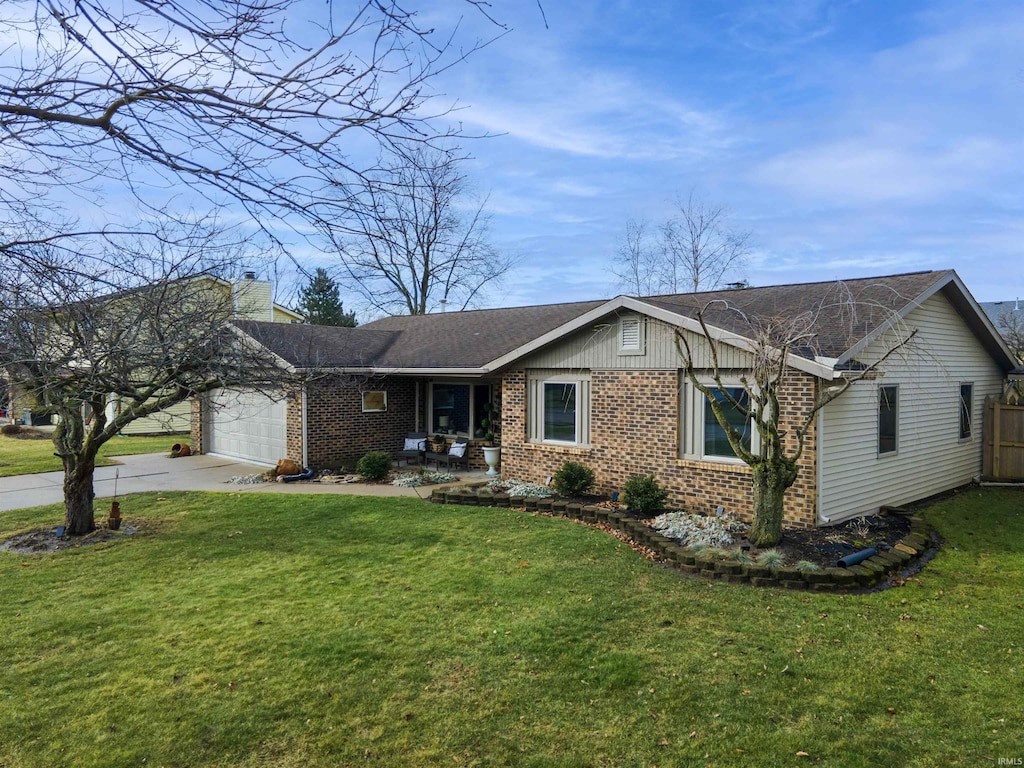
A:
[619,315,644,355]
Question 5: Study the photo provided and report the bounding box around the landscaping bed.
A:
[431,483,934,591]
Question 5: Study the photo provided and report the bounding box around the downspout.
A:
[815,406,825,526]
[301,385,308,469]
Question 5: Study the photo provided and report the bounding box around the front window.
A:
[959,383,973,440]
[878,385,898,455]
[543,382,577,442]
[528,373,590,446]
[430,382,491,436]
[704,387,751,459]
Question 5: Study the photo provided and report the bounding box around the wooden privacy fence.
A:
[983,396,1024,480]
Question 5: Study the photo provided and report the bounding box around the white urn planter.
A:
[482,446,501,476]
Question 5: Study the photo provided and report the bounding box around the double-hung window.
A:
[679,377,757,462]
[958,383,973,441]
[878,384,898,455]
[703,387,752,459]
[528,373,591,446]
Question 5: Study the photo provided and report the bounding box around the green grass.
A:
[1,487,1022,767]
[0,433,184,477]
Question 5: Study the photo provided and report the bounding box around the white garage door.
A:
[206,389,287,466]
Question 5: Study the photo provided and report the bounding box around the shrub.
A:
[795,560,821,572]
[756,549,785,568]
[622,474,668,515]
[0,423,22,436]
[552,461,595,497]
[356,451,392,481]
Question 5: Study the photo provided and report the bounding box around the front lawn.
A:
[0,488,1021,766]
[0,432,184,477]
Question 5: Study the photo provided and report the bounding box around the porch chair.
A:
[430,439,469,472]
[396,432,428,466]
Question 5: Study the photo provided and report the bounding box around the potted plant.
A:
[429,433,447,452]
[481,401,501,476]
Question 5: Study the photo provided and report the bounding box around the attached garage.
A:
[204,388,287,466]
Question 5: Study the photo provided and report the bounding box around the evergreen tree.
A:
[297,268,357,326]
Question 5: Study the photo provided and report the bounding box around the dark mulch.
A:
[0,427,51,440]
[0,523,143,555]
[744,511,912,569]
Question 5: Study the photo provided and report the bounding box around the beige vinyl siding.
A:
[112,400,191,435]
[819,292,1004,523]
[519,314,753,370]
[234,279,273,321]
[272,305,302,323]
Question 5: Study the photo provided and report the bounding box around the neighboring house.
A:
[979,298,1021,328]
[108,274,301,435]
[193,270,1017,527]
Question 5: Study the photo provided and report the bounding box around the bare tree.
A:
[0,1,501,268]
[614,192,750,296]
[998,311,1024,362]
[0,1,503,530]
[673,289,917,546]
[0,228,297,535]
[613,220,662,296]
[334,145,511,315]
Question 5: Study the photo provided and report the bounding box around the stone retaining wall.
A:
[429,486,934,592]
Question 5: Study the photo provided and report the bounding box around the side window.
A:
[878,385,898,455]
[703,387,751,459]
[959,383,973,440]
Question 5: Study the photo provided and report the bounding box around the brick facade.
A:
[190,376,503,472]
[303,375,417,470]
[189,399,203,454]
[500,369,819,528]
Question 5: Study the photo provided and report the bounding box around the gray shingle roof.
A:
[641,270,951,359]
[234,270,1013,373]
[234,299,604,369]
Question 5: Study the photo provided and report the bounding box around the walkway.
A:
[0,453,476,512]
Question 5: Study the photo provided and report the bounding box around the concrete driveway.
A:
[0,453,427,512]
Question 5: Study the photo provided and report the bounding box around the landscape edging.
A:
[429,485,937,591]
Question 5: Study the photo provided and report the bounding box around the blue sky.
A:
[405,0,1023,309]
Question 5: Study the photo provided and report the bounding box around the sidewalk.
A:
[0,453,439,512]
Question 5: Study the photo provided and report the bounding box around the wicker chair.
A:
[396,432,428,466]
[428,439,469,472]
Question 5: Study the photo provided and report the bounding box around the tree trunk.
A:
[63,460,97,535]
[748,460,798,547]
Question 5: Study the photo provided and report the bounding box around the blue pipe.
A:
[281,467,315,483]
[836,547,878,568]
